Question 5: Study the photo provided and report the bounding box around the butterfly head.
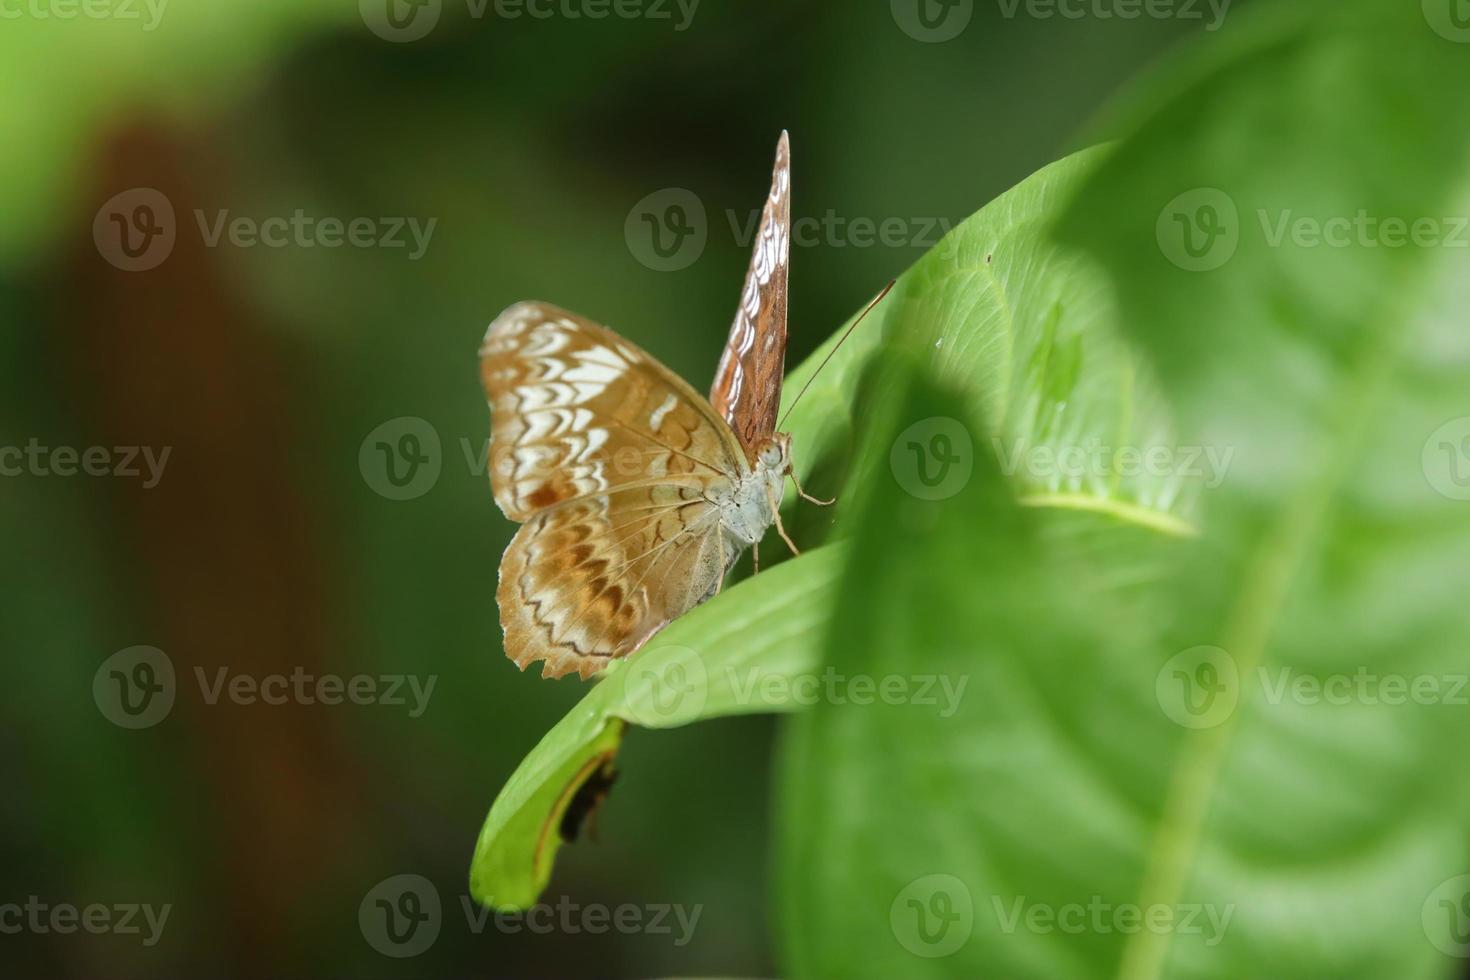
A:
[756,432,792,475]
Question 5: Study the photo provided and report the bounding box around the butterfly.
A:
[479,131,834,680]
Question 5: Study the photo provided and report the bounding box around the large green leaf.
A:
[779,1,1470,978]
[778,360,1189,979]
[470,144,1192,909]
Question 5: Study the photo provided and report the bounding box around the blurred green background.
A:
[30,0,1466,977]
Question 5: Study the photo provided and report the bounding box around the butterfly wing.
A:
[496,484,728,678]
[481,301,747,520]
[709,130,790,462]
[481,301,745,678]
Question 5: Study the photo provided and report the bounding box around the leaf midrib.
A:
[1114,289,1411,980]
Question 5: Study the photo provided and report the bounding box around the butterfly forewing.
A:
[481,302,745,519]
[481,301,746,678]
[709,130,790,461]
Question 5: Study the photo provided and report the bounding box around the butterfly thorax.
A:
[716,432,790,549]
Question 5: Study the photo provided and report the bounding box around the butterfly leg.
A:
[767,484,802,556]
[752,541,760,575]
[789,468,835,507]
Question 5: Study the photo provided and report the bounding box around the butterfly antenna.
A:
[777,279,895,430]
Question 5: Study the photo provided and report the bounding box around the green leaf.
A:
[469,544,847,910]
[470,143,1189,910]
[1053,2,1470,977]
[779,2,1470,978]
[778,358,1188,978]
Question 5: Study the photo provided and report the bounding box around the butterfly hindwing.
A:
[496,484,728,679]
[709,130,790,461]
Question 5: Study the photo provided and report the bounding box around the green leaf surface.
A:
[779,2,1470,978]
[779,360,1189,979]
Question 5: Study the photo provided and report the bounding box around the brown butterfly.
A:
[479,131,833,680]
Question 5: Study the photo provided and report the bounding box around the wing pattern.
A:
[481,301,746,677]
[709,130,790,460]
